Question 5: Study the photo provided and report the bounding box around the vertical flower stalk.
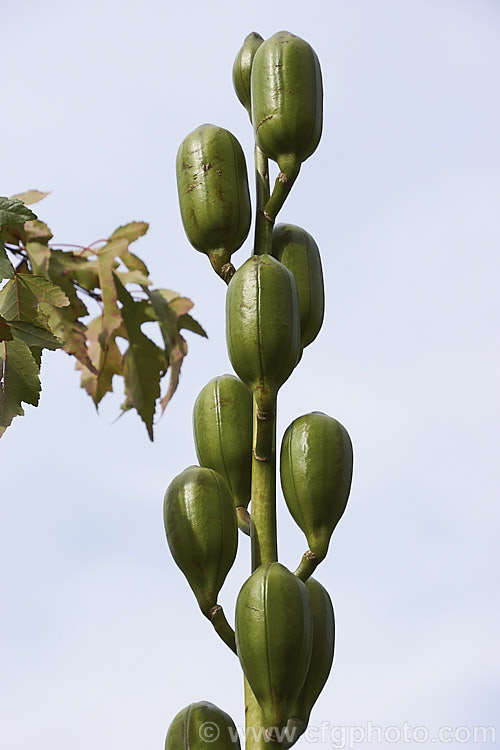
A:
[164,29,354,750]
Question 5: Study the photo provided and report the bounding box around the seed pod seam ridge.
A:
[213,469,230,595]
[214,377,233,498]
[286,421,306,533]
[263,566,273,716]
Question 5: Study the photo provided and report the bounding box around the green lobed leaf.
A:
[0,197,38,226]
[96,237,129,345]
[110,221,149,244]
[0,274,69,323]
[39,250,95,371]
[45,306,96,372]
[47,250,92,316]
[0,337,41,436]
[110,222,150,275]
[115,277,167,439]
[76,316,123,405]
[145,288,179,352]
[7,321,64,350]
[26,242,51,277]
[22,221,53,278]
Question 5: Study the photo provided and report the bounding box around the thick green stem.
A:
[244,396,278,748]
[254,146,273,256]
[250,396,277,569]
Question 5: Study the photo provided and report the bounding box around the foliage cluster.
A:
[0,191,206,439]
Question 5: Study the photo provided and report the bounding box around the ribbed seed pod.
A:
[165,701,240,750]
[176,124,251,280]
[280,412,353,562]
[251,31,323,178]
[232,32,264,119]
[163,466,237,615]
[235,563,313,734]
[193,374,252,510]
[272,223,324,349]
[226,254,300,414]
[285,578,335,746]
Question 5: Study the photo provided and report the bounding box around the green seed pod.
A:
[193,374,253,510]
[280,412,353,562]
[272,223,324,349]
[165,701,240,750]
[163,466,237,616]
[235,562,313,734]
[176,124,251,281]
[232,32,265,119]
[251,31,323,178]
[226,254,300,414]
[285,578,335,745]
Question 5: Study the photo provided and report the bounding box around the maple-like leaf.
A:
[110,222,150,274]
[115,278,167,439]
[0,197,37,226]
[28,249,96,372]
[47,251,91,316]
[21,220,53,278]
[7,321,63,350]
[146,289,179,353]
[96,237,129,345]
[76,316,123,405]
[0,337,41,436]
[0,274,69,324]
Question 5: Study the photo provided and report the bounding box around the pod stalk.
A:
[294,549,319,582]
[263,158,301,222]
[208,604,237,654]
[254,145,272,255]
[236,506,251,536]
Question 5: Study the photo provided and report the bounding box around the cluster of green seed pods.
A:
[165,28,353,749]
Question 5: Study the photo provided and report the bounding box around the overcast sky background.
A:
[2,1,499,748]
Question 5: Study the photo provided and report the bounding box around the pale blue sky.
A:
[2,1,499,748]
